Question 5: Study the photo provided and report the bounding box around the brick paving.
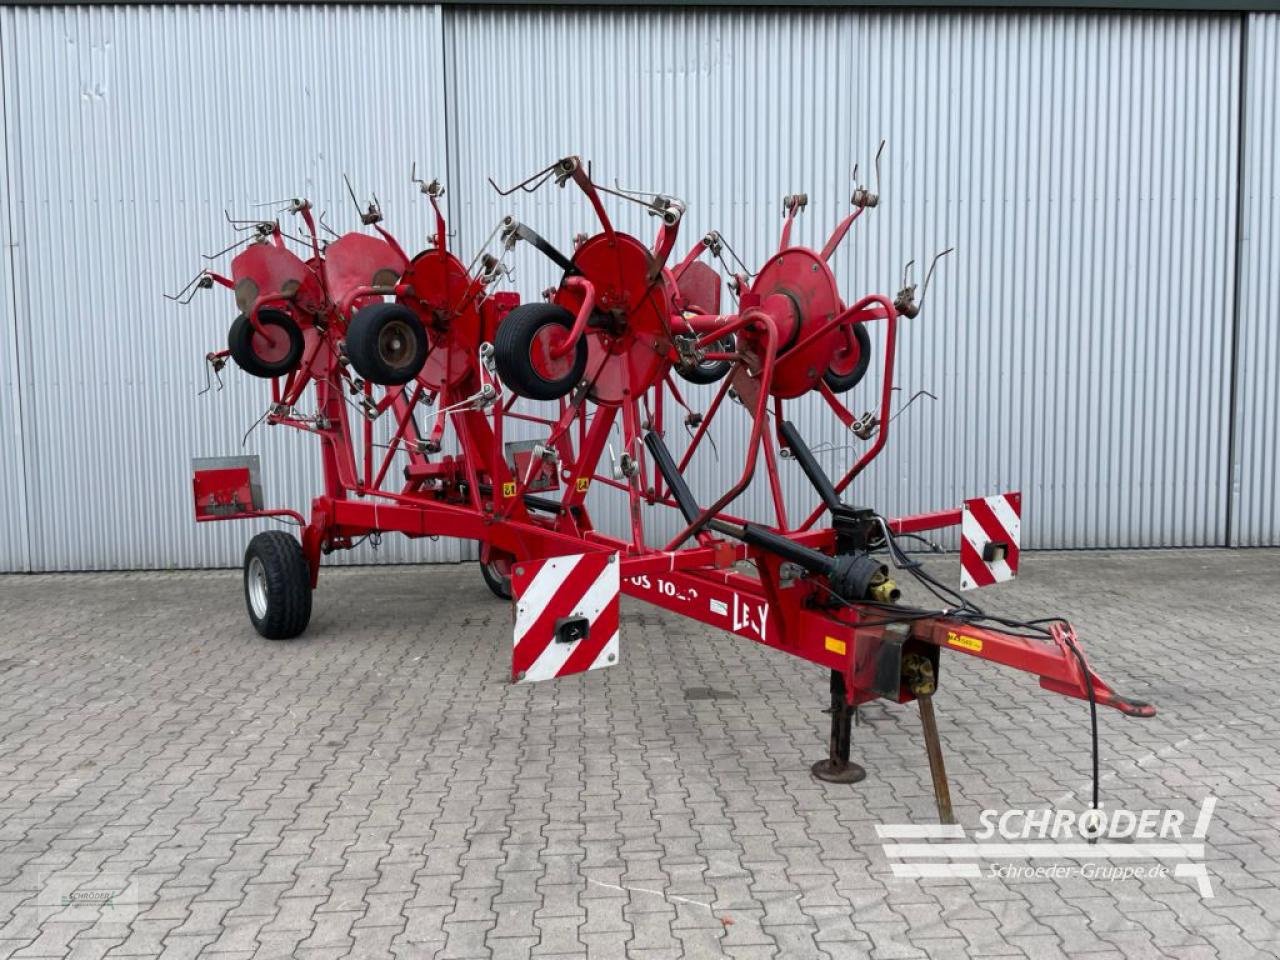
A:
[0,549,1277,958]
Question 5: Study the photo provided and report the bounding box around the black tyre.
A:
[479,555,513,600]
[228,309,304,378]
[494,303,588,401]
[822,322,872,393]
[675,334,736,386]
[243,531,312,640]
[345,302,429,386]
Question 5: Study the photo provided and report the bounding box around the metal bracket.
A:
[851,140,886,209]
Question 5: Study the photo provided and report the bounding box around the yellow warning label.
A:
[824,636,847,656]
[576,477,590,493]
[947,631,983,652]
[502,481,516,498]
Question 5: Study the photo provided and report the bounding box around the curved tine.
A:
[162,272,197,303]
[278,227,322,250]
[900,258,916,290]
[343,173,361,214]
[163,270,211,303]
[224,209,274,233]
[201,234,255,262]
[593,180,680,214]
[487,160,560,197]
[198,355,225,396]
[887,388,938,426]
[248,197,297,210]
[317,210,342,239]
[717,233,757,279]
[918,247,955,307]
[516,171,554,193]
[610,177,663,199]
[853,139,887,188]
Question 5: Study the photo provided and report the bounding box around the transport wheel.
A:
[494,303,588,401]
[822,322,872,393]
[243,531,312,640]
[676,334,736,385]
[479,553,514,600]
[345,302,429,386]
[228,309,304,378]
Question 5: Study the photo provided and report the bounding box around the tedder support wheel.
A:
[479,555,514,600]
[494,303,588,401]
[243,531,312,640]
[228,309,304,378]
[822,322,872,393]
[345,302,430,386]
[675,334,736,386]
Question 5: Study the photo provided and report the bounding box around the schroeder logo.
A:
[876,797,1217,897]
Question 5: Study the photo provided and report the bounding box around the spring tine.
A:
[164,270,215,304]
[224,210,281,238]
[610,177,660,199]
[487,160,561,196]
[343,173,362,215]
[917,247,954,311]
[201,234,256,262]
[197,354,225,396]
[317,210,341,239]
[887,389,938,425]
[593,180,683,221]
[248,196,297,210]
[717,234,757,278]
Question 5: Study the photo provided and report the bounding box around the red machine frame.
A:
[179,155,1153,819]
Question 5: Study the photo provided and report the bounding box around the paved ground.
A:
[0,549,1278,959]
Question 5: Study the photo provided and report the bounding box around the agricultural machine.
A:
[171,154,1153,822]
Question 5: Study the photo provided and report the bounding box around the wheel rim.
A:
[528,324,576,381]
[827,327,862,376]
[377,319,417,371]
[251,324,292,364]
[247,556,269,619]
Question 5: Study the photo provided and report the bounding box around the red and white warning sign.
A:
[959,492,1022,591]
[512,552,620,683]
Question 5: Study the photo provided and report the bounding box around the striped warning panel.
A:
[959,492,1022,591]
[511,552,620,683]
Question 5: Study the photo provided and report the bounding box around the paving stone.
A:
[0,552,1277,958]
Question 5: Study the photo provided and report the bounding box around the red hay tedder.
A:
[171,154,1153,822]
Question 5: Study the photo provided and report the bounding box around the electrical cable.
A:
[856,518,1103,819]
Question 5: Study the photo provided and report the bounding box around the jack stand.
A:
[811,669,866,783]
[904,654,954,824]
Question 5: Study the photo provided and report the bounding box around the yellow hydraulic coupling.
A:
[868,573,901,604]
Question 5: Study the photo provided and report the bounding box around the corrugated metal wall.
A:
[448,7,1242,550]
[0,5,1272,571]
[0,3,459,570]
[1232,14,1280,546]
[0,13,29,571]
